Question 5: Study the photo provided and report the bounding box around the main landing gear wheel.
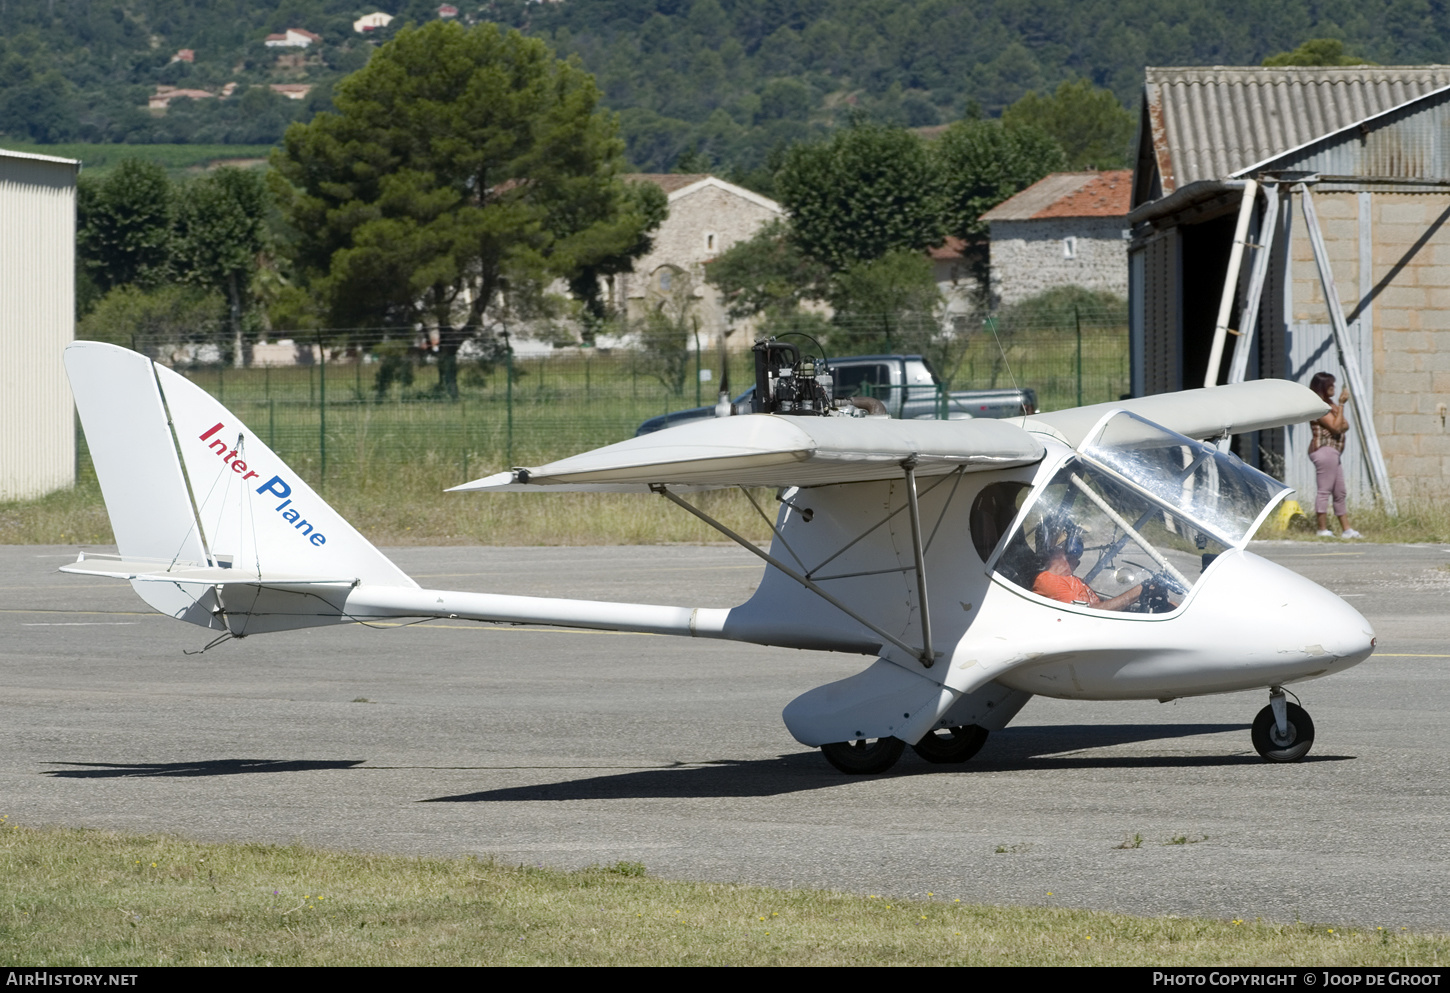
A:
[1251,700,1315,763]
[820,737,906,775]
[910,725,989,764]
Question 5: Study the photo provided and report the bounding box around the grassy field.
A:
[2,821,1443,967]
[1,142,275,176]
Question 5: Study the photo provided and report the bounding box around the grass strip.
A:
[1,820,1444,966]
[10,477,1450,547]
[0,476,775,547]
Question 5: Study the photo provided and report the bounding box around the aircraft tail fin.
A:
[64,341,416,631]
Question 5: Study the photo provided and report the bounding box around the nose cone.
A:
[1193,550,1375,680]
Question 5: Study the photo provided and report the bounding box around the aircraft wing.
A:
[450,414,1046,491]
[1021,379,1327,448]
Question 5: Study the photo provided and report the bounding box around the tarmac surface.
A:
[3,541,1447,930]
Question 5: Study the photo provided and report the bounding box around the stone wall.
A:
[988,216,1129,306]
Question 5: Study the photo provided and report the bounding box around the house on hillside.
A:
[979,170,1132,307]
[265,28,322,48]
[610,174,784,348]
[1128,65,1450,502]
[353,12,394,33]
[149,86,215,111]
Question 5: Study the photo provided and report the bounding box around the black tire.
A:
[911,725,989,764]
[1251,702,1315,762]
[820,737,906,775]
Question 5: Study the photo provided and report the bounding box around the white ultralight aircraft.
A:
[61,339,1376,773]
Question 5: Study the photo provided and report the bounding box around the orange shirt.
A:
[1034,571,1100,606]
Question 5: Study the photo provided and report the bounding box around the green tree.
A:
[826,250,943,355]
[774,121,944,272]
[564,178,668,332]
[933,119,1067,243]
[78,284,225,351]
[704,219,829,323]
[1002,79,1135,170]
[1263,39,1375,66]
[174,168,270,366]
[271,21,662,397]
[76,159,175,294]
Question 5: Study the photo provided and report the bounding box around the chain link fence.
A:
[86,309,1127,488]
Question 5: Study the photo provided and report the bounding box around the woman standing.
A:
[1308,371,1361,539]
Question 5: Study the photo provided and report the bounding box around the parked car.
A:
[635,354,1036,435]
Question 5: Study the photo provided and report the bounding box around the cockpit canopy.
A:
[1080,412,1289,549]
[992,411,1291,613]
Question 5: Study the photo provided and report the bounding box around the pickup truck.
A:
[635,354,1036,435]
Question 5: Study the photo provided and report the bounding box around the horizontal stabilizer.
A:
[61,554,355,587]
[452,414,1044,491]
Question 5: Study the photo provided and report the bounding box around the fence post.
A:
[504,328,514,468]
[1074,305,1083,408]
[317,332,326,488]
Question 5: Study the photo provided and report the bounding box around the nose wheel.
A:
[1251,689,1315,762]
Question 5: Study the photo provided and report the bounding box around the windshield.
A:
[1080,411,1289,548]
[992,412,1288,614]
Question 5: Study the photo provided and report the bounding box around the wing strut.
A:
[651,463,940,669]
[902,457,936,667]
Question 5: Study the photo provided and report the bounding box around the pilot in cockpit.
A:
[1033,532,1144,611]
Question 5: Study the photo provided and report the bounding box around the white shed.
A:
[0,148,78,500]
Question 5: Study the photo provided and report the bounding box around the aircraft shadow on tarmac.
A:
[45,759,366,778]
[421,723,1352,803]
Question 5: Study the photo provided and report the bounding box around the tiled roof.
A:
[927,235,967,260]
[1141,66,1450,193]
[623,173,711,194]
[979,171,1132,222]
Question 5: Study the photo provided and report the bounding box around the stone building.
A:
[1128,65,1450,504]
[979,170,1132,306]
[611,174,783,346]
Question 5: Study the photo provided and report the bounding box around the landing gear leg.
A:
[1251,688,1315,763]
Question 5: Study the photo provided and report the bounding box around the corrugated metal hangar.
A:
[1129,66,1450,509]
[0,148,79,501]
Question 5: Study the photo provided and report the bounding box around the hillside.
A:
[1,0,1443,172]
